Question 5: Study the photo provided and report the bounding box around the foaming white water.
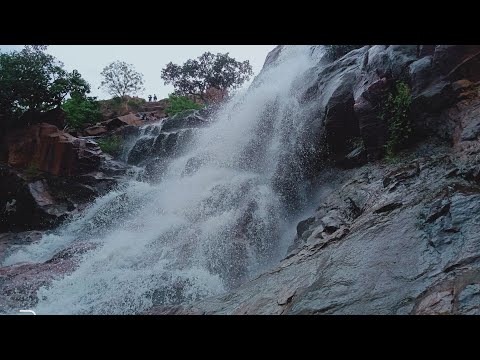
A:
[6,45,324,314]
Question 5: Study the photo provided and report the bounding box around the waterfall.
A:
[2,45,327,314]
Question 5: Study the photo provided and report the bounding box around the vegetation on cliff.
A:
[161,52,253,102]
[62,94,103,129]
[97,135,123,155]
[165,95,203,116]
[381,81,413,157]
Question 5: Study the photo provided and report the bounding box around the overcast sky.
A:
[0,45,276,100]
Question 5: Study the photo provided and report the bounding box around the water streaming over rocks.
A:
[1,46,328,314]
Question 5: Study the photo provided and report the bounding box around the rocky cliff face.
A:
[145,45,480,315]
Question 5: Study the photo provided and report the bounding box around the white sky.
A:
[0,45,276,100]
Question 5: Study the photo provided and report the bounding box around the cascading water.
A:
[2,45,328,314]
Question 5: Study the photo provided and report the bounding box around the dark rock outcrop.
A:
[0,163,118,232]
[126,110,205,179]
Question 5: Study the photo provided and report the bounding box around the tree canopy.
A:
[62,94,102,130]
[99,61,145,98]
[161,52,253,101]
[0,46,90,119]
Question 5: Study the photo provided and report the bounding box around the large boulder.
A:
[432,45,480,81]
[3,123,102,177]
[0,166,71,231]
[160,109,208,132]
[0,159,118,232]
[98,113,144,132]
[126,110,204,168]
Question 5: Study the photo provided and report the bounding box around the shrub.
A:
[165,95,202,116]
[127,98,145,111]
[62,94,102,129]
[97,135,123,156]
[24,164,42,178]
[380,81,413,157]
[324,45,365,60]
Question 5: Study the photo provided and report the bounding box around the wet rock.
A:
[127,137,155,165]
[409,56,434,94]
[415,289,454,315]
[460,116,480,141]
[338,146,367,168]
[383,162,420,188]
[161,110,207,132]
[76,172,117,195]
[320,210,344,233]
[0,240,96,312]
[0,166,70,231]
[457,284,480,315]
[142,158,168,182]
[425,197,451,223]
[158,142,480,315]
[296,217,315,238]
[0,231,43,260]
[373,202,403,214]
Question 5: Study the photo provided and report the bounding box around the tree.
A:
[99,61,145,98]
[161,52,253,102]
[0,46,90,120]
[62,94,102,129]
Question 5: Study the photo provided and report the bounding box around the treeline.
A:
[0,46,255,131]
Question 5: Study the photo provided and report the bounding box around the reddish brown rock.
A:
[102,113,144,131]
[84,125,108,136]
[4,122,102,177]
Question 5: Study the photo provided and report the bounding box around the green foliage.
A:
[24,164,42,178]
[100,61,145,98]
[62,94,102,129]
[97,135,123,155]
[380,81,413,157]
[161,52,253,101]
[324,45,364,60]
[126,97,146,111]
[165,95,202,116]
[0,46,90,122]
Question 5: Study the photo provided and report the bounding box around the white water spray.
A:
[3,46,325,314]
